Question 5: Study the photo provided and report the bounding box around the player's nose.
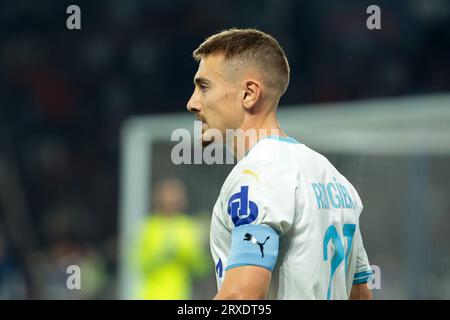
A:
[186,92,201,113]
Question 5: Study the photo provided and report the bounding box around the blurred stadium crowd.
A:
[0,0,449,299]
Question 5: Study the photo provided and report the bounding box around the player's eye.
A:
[199,84,208,92]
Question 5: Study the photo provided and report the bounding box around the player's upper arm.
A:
[214,265,271,300]
[217,157,297,299]
[216,223,279,299]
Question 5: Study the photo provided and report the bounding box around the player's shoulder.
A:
[245,135,302,164]
[245,136,337,175]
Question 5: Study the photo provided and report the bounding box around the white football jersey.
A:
[210,136,372,299]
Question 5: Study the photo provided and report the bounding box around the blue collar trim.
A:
[262,135,301,144]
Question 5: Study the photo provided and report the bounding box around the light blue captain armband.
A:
[225,224,279,272]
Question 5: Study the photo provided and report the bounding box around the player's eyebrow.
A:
[194,77,212,86]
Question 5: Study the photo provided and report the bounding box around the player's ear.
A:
[241,79,261,111]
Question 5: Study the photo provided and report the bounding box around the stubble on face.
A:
[196,55,243,148]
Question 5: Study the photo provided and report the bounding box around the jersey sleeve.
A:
[221,160,298,236]
[222,159,298,272]
[352,228,373,284]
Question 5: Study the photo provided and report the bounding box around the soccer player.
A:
[186,28,373,300]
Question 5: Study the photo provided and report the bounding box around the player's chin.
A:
[200,126,220,148]
[201,135,215,148]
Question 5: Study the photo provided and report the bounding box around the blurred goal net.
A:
[119,93,450,299]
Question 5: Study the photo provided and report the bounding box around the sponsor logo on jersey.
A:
[227,185,259,226]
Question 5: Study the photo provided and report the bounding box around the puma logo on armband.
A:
[244,233,270,258]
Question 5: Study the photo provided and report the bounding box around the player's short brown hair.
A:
[193,28,290,96]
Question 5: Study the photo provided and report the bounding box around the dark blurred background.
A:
[0,0,449,299]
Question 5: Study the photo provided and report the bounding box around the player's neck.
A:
[232,113,287,161]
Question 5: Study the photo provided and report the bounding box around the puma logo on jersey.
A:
[244,233,270,258]
[242,169,260,182]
